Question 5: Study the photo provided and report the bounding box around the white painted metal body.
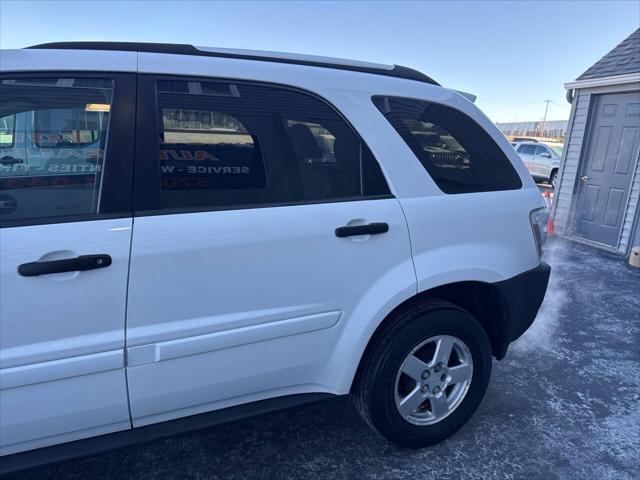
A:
[0,48,544,455]
[0,219,133,455]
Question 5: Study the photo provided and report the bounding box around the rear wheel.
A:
[353,300,492,447]
[549,170,558,189]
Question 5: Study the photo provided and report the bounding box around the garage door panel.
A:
[614,127,638,175]
[601,104,617,117]
[579,184,600,223]
[626,103,640,117]
[603,187,626,228]
[590,126,611,172]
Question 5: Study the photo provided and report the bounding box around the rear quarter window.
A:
[373,96,522,194]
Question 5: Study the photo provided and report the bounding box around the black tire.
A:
[352,299,492,448]
[549,170,558,189]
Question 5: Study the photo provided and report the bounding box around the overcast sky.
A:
[1,0,638,123]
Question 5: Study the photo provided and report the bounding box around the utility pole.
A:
[540,99,551,137]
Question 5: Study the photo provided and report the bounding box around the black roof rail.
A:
[26,42,440,86]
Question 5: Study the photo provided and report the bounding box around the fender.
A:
[324,265,514,395]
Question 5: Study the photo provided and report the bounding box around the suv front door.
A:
[0,74,135,455]
[124,75,414,426]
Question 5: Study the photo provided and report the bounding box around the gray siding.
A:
[620,150,640,252]
[632,214,640,248]
[553,91,591,236]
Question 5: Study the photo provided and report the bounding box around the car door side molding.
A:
[0,349,124,390]
[127,311,342,367]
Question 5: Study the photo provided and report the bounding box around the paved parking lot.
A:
[8,238,640,480]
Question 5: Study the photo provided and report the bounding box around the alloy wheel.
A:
[394,335,473,425]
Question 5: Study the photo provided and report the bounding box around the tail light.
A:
[529,206,549,259]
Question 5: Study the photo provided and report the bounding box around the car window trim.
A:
[133,73,393,215]
[0,212,131,229]
[0,71,136,228]
[134,194,395,218]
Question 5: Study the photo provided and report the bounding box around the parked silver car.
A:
[512,141,562,188]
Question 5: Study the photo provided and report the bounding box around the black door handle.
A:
[335,222,389,238]
[18,254,112,277]
[0,156,24,166]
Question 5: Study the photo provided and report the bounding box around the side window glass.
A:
[373,96,521,194]
[159,105,265,193]
[286,120,337,164]
[33,108,106,147]
[155,79,389,211]
[534,145,548,156]
[0,78,113,221]
[0,115,15,147]
[517,144,535,155]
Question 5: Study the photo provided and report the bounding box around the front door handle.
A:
[18,254,112,277]
[335,222,389,238]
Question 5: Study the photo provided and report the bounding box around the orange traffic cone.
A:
[547,216,555,236]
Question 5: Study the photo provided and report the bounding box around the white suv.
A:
[0,42,550,471]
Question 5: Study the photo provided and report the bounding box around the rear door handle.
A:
[0,156,23,166]
[335,222,389,238]
[18,254,112,277]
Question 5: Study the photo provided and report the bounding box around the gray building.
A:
[496,120,567,139]
[552,28,640,255]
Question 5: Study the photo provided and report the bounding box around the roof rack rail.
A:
[26,42,440,86]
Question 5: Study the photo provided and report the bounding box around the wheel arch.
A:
[348,280,508,393]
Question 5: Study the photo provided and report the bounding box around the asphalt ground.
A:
[6,237,640,480]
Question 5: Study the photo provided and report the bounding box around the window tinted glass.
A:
[374,96,522,194]
[534,145,548,156]
[0,115,15,147]
[0,78,113,221]
[517,144,536,155]
[33,108,107,147]
[155,79,389,210]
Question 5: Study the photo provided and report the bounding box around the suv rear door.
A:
[124,73,414,426]
[0,73,135,455]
